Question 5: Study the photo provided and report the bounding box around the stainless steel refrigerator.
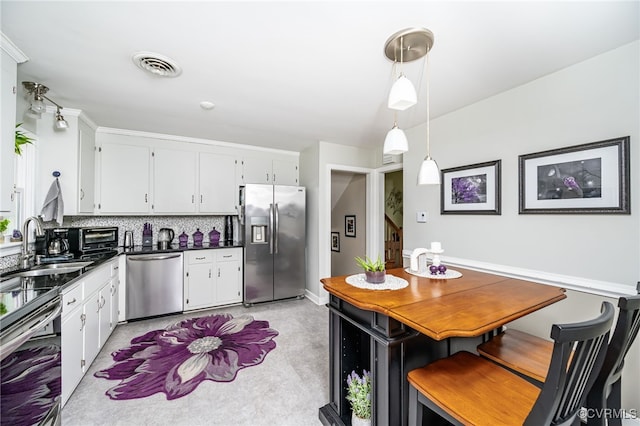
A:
[240,184,306,305]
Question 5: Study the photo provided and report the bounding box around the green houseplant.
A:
[346,370,371,425]
[15,123,34,155]
[0,218,9,243]
[355,255,386,283]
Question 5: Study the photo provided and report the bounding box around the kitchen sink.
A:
[0,261,92,281]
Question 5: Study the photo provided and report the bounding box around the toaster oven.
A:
[68,226,118,256]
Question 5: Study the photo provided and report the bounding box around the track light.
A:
[22,81,69,130]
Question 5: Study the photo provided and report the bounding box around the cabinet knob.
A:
[67,298,77,305]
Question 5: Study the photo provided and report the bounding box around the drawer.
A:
[188,251,214,264]
[216,249,240,262]
[62,283,83,317]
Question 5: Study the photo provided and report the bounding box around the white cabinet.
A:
[61,304,85,405]
[199,152,238,214]
[1,40,27,212]
[153,148,197,213]
[215,249,243,305]
[184,248,242,311]
[184,251,215,311]
[77,119,96,213]
[36,113,97,216]
[61,258,119,406]
[240,157,298,186]
[97,142,151,214]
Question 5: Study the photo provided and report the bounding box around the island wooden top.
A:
[321,267,567,340]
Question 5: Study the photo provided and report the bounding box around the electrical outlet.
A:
[416,211,428,223]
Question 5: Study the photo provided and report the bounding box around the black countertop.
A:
[0,244,244,332]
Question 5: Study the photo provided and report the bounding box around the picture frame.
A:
[519,136,630,214]
[331,232,340,252]
[345,215,356,238]
[441,160,501,215]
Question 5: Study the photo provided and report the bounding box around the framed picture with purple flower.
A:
[441,160,501,215]
[519,136,630,214]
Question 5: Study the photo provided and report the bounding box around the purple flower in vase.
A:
[95,313,278,400]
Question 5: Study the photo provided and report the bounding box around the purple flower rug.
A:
[94,313,278,400]
[0,344,61,426]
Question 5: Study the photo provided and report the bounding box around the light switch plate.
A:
[416,211,428,223]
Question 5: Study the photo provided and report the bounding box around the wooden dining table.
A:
[318,267,566,426]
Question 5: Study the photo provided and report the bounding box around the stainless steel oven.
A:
[1,276,62,426]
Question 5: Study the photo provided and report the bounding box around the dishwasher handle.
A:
[127,254,182,261]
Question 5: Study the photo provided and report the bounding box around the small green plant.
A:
[15,123,35,155]
[355,255,385,272]
[346,370,371,420]
[0,218,9,233]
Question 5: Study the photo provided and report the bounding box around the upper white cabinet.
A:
[199,152,238,214]
[1,37,28,213]
[240,156,298,186]
[153,148,197,213]
[97,141,151,214]
[95,130,299,214]
[36,113,97,216]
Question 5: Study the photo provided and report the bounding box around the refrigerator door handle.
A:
[269,203,274,254]
[274,203,279,254]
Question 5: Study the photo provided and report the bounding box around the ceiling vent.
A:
[132,52,182,77]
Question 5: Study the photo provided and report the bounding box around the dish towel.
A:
[41,177,64,225]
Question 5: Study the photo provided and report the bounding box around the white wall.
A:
[403,41,639,411]
[300,140,377,303]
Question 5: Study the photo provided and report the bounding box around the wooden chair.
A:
[477,284,640,425]
[407,302,614,426]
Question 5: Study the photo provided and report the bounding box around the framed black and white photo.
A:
[441,160,501,215]
[345,215,356,237]
[331,232,340,252]
[519,137,630,214]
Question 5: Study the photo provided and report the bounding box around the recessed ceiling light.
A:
[200,101,215,110]
[132,51,182,77]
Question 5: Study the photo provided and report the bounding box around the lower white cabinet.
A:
[61,257,120,406]
[184,248,242,311]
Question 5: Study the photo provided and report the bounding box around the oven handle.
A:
[0,300,62,362]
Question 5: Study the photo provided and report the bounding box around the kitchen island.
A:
[318,267,566,426]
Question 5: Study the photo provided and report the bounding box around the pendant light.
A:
[387,36,416,111]
[417,43,440,185]
[383,113,409,155]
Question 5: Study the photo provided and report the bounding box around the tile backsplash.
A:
[64,215,233,247]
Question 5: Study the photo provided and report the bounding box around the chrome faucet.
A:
[21,216,45,268]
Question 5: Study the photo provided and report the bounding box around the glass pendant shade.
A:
[383,124,408,155]
[417,157,440,185]
[54,112,69,130]
[388,74,417,111]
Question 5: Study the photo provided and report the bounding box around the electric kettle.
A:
[157,228,175,249]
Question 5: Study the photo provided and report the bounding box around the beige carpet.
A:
[62,298,329,426]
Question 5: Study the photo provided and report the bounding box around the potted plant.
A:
[355,255,386,283]
[0,218,9,243]
[346,369,371,426]
[15,123,34,155]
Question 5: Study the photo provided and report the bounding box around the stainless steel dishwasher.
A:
[125,252,183,320]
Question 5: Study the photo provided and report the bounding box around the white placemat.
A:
[404,268,462,280]
[345,273,409,290]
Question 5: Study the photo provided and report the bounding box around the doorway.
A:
[384,170,403,268]
[330,170,367,277]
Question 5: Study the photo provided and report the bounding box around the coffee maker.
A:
[36,228,73,261]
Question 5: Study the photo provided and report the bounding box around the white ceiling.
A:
[2,1,638,153]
